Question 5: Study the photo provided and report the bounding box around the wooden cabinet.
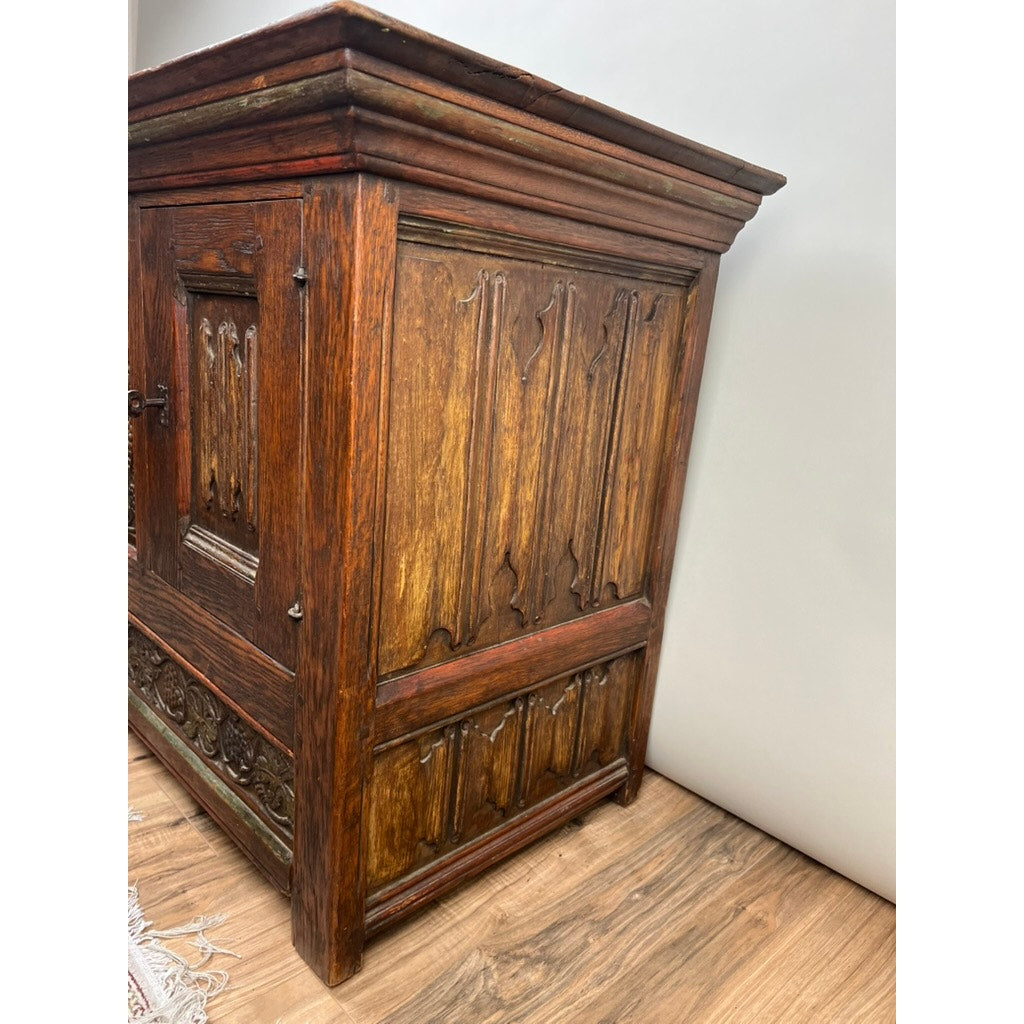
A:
[128,2,784,985]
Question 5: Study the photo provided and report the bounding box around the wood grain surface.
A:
[128,4,789,987]
[289,175,399,984]
[378,234,687,677]
[128,5,782,248]
[129,730,895,1023]
[127,4,784,191]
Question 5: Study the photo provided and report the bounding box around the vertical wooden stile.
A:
[290,175,398,984]
[618,254,720,803]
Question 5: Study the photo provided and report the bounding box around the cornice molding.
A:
[129,3,784,250]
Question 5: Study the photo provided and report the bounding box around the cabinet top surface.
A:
[128,1,784,198]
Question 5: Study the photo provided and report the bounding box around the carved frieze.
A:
[128,626,294,835]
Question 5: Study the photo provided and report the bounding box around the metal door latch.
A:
[128,384,169,426]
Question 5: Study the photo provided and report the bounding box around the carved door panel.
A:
[132,201,303,669]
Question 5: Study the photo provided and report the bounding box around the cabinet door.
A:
[131,201,303,670]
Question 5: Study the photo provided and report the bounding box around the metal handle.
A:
[128,385,169,424]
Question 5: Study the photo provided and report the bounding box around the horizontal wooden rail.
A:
[374,599,651,745]
[129,560,295,747]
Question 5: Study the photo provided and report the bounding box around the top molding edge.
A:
[128,1,786,197]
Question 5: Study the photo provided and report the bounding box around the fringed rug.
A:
[128,810,239,1023]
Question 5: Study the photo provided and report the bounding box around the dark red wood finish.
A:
[128,1,783,986]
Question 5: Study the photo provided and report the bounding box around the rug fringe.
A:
[128,885,238,1024]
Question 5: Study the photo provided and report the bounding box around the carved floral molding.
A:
[128,626,294,835]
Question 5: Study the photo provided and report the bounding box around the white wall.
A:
[135,0,895,901]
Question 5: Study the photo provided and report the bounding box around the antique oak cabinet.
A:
[127,1,784,985]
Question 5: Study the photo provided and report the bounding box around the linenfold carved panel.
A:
[378,234,687,676]
[364,727,456,888]
[452,698,524,843]
[192,295,259,553]
[365,653,639,891]
[128,626,294,836]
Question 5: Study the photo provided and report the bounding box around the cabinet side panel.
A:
[365,651,641,894]
[378,233,688,677]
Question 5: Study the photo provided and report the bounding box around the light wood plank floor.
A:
[128,730,895,1023]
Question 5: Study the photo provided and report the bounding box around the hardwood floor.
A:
[128,730,895,1023]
